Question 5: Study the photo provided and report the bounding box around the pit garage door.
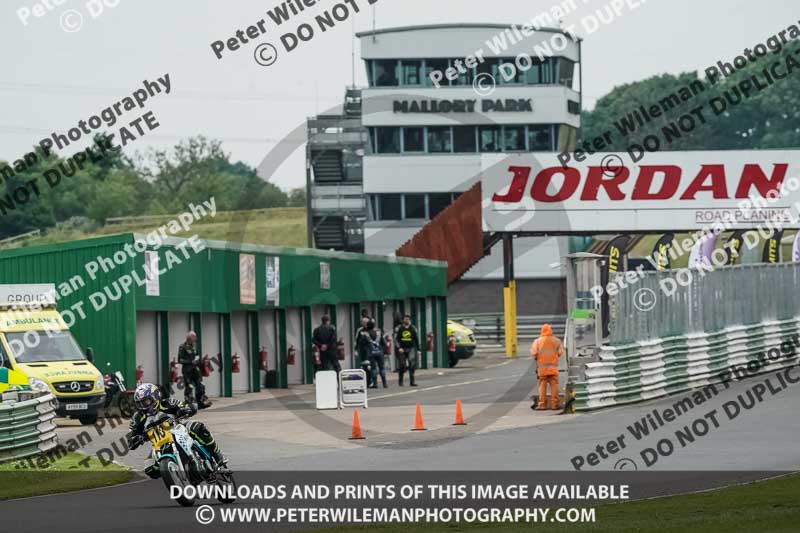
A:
[258,310,277,387]
[231,312,251,393]
[335,305,352,369]
[135,312,159,386]
[200,313,222,398]
[285,309,304,385]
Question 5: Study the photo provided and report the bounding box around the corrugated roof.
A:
[0,233,447,269]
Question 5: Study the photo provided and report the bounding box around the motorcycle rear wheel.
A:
[118,394,135,418]
[216,469,237,504]
[159,457,195,507]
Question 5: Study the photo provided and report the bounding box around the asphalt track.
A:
[3,358,799,533]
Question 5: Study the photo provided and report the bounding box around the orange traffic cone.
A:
[349,410,365,440]
[453,400,467,426]
[412,403,427,431]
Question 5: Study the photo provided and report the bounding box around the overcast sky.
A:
[1,0,796,189]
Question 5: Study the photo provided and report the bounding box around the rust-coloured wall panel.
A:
[396,183,484,285]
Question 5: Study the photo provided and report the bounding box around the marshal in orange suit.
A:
[530,324,564,410]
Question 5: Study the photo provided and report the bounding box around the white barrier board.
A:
[315,371,339,410]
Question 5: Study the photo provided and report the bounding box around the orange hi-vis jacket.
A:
[530,324,564,377]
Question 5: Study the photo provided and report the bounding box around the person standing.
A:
[178,331,211,409]
[313,315,340,374]
[357,319,387,389]
[530,324,564,410]
[394,314,420,387]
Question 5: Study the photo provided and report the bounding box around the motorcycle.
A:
[103,371,135,418]
[135,412,236,507]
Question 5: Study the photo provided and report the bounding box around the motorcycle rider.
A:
[178,331,211,409]
[126,383,227,468]
[394,314,420,387]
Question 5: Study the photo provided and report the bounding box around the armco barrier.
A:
[0,392,59,463]
[570,317,800,412]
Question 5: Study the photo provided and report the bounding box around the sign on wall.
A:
[239,254,256,305]
[0,284,56,305]
[144,251,160,296]
[266,256,280,307]
[482,151,800,233]
[320,262,331,290]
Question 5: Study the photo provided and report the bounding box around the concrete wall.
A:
[448,279,567,315]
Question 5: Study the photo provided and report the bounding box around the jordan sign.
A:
[481,151,800,233]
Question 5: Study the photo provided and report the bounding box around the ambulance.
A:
[0,285,105,425]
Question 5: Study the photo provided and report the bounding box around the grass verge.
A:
[4,207,308,250]
[317,473,800,533]
[0,452,132,500]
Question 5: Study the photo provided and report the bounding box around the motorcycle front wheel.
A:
[159,456,195,507]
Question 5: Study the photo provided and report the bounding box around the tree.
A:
[580,39,800,153]
[287,187,306,207]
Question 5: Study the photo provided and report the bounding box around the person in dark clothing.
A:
[394,314,420,387]
[391,312,403,372]
[126,383,226,468]
[312,315,341,373]
[357,319,387,389]
[354,316,372,385]
[178,331,211,409]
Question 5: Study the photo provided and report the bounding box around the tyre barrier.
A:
[570,317,800,412]
[0,391,59,463]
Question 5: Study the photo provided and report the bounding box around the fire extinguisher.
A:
[136,364,144,384]
[287,345,296,365]
[448,335,456,353]
[169,360,178,383]
[232,353,241,373]
[201,355,212,377]
[260,346,268,371]
[427,331,434,352]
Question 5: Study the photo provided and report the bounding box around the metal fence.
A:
[610,262,800,345]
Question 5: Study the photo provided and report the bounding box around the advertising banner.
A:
[266,256,280,307]
[482,151,800,233]
[239,253,256,305]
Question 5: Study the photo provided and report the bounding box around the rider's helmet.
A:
[133,383,161,416]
